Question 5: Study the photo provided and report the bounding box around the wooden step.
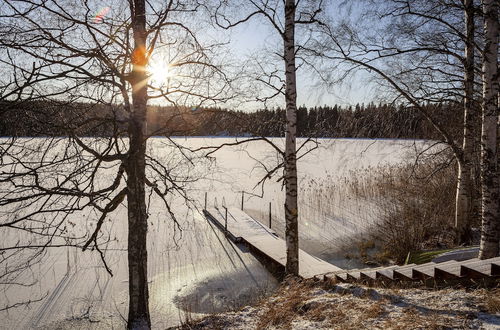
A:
[461,257,500,278]
[348,266,387,280]
[359,270,376,280]
[393,267,418,280]
[360,265,397,280]
[347,265,389,281]
[335,272,348,282]
[324,272,347,282]
[377,264,416,280]
[434,258,480,279]
[492,262,500,276]
[325,266,380,282]
[412,260,460,280]
[324,270,350,282]
[346,269,362,281]
[393,262,438,280]
[462,264,492,278]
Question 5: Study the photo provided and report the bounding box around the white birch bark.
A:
[455,0,476,243]
[456,160,471,240]
[479,0,499,259]
[283,0,299,276]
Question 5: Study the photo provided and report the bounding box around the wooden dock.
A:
[203,207,343,278]
[203,206,500,285]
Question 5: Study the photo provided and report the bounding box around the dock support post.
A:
[241,191,244,210]
[224,207,228,233]
[66,247,70,275]
[204,192,207,210]
[269,202,272,229]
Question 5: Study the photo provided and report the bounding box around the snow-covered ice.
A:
[0,137,438,329]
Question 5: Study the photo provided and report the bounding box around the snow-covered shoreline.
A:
[182,280,500,329]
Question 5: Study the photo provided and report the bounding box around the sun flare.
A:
[148,61,174,86]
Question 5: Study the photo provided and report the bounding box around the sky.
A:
[220,2,377,110]
[0,0,377,111]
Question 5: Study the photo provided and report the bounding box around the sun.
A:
[147,60,174,86]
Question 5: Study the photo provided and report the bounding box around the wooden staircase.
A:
[323,257,500,283]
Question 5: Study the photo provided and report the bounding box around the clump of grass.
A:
[257,279,312,329]
[177,302,198,329]
[381,307,454,330]
[304,301,350,325]
[406,248,454,265]
[365,302,386,319]
[484,289,500,314]
[357,239,376,262]
[256,279,394,329]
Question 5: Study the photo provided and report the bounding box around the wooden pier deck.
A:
[203,206,500,285]
[203,207,343,278]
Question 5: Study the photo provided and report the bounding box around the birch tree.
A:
[282,0,299,275]
[212,0,323,276]
[478,0,499,259]
[0,0,226,328]
[308,0,483,243]
[457,0,479,243]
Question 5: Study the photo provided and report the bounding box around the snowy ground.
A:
[0,137,438,329]
[188,280,500,330]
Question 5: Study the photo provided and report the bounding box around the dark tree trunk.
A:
[127,0,151,328]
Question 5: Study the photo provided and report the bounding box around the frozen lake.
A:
[0,137,436,329]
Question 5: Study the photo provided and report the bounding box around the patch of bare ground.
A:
[179,278,500,330]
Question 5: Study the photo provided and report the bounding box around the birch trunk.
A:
[127,0,151,328]
[479,0,499,259]
[456,159,472,241]
[283,0,299,276]
[456,0,476,243]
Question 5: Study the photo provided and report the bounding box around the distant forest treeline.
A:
[0,101,463,140]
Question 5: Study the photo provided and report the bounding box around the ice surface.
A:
[0,137,437,329]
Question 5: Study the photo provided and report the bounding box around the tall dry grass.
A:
[245,152,459,266]
[346,159,458,263]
